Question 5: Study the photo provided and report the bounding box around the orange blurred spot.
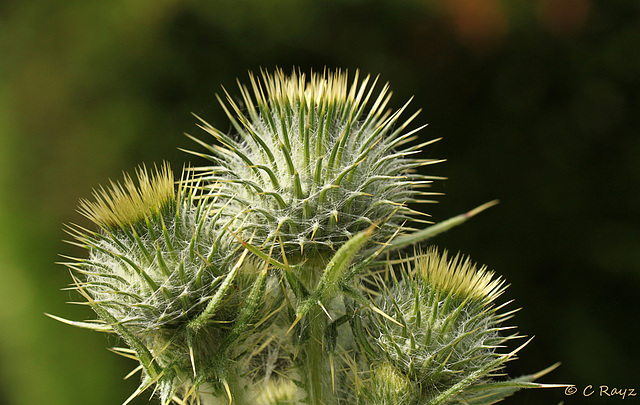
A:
[538,0,591,36]
[443,0,509,51]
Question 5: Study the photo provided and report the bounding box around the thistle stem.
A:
[306,304,331,405]
[300,259,335,405]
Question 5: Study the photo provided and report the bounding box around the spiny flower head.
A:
[367,248,518,401]
[188,68,441,258]
[63,163,282,404]
[417,247,506,304]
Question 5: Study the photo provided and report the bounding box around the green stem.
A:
[306,304,331,405]
[300,259,335,405]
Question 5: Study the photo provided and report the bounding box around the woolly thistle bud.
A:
[60,163,283,404]
[366,247,524,404]
[358,363,417,405]
[187,69,441,259]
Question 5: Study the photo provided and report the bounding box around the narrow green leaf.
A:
[188,248,249,331]
[365,201,500,256]
[458,363,563,405]
[296,226,374,318]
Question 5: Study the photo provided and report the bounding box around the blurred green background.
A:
[1,0,639,404]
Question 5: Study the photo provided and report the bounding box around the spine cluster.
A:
[55,69,556,405]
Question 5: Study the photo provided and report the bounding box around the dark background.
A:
[1,1,638,404]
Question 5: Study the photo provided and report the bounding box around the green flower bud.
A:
[369,247,519,402]
[359,363,416,405]
[188,69,440,259]
[63,163,281,404]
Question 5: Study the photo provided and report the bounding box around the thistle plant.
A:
[53,69,561,405]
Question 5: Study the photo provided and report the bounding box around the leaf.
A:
[296,225,374,319]
[366,200,499,256]
[188,247,250,332]
[457,363,564,404]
